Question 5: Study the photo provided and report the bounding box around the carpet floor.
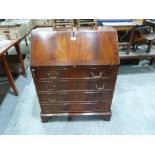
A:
[0,63,155,134]
[0,31,155,135]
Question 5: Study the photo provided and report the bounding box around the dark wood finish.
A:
[36,79,114,92]
[30,28,119,66]
[131,26,155,53]
[0,39,26,96]
[15,43,27,77]
[0,54,27,75]
[120,52,155,60]
[24,37,28,46]
[30,27,119,122]
[0,55,18,96]
[0,40,17,55]
[41,115,51,123]
[40,103,111,113]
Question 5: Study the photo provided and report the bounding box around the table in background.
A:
[0,39,26,96]
[102,21,142,54]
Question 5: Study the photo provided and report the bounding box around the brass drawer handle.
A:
[91,72,102,79]
[96,84,105,91]
[47,72,59,79]
[47,74,57,79]
[50,76,57,79]
[47,71,59,75]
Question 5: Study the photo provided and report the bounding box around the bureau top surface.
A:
[30,27,119,66]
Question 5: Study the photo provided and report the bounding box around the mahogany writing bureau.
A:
[30,27,119,122]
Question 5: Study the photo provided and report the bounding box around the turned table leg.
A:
[15,43,27,77]
[1,55,19,96]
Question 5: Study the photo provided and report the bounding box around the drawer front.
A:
[35,66,113,81]
[36,79,114,92]
[38,91,112,104]
[40,103,111,113]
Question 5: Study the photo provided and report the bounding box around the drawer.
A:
[36,79,114,92]
[40,103,111,113]
[35,66,113,81]
[38,91,112,104]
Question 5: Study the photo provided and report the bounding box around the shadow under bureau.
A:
[30,27,119,122]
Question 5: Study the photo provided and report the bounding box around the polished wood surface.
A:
[0,40,17,55]
[30,27,119,66]
[30,28,119,122]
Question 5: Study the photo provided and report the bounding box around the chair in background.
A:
[52,19,74,30]
[131,25,155,53]
[76,19,97,30]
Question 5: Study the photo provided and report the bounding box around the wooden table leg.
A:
[15,43,27,77]
[126,29,134,54]
[24,37,28,46]
[5,50,8,56]
[1,55,19,96]
[147,40,153,53]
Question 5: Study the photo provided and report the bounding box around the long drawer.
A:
[36,79,114,92]
[35,66,113,80]
[40,103,111,113]
[38,91,112,103]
